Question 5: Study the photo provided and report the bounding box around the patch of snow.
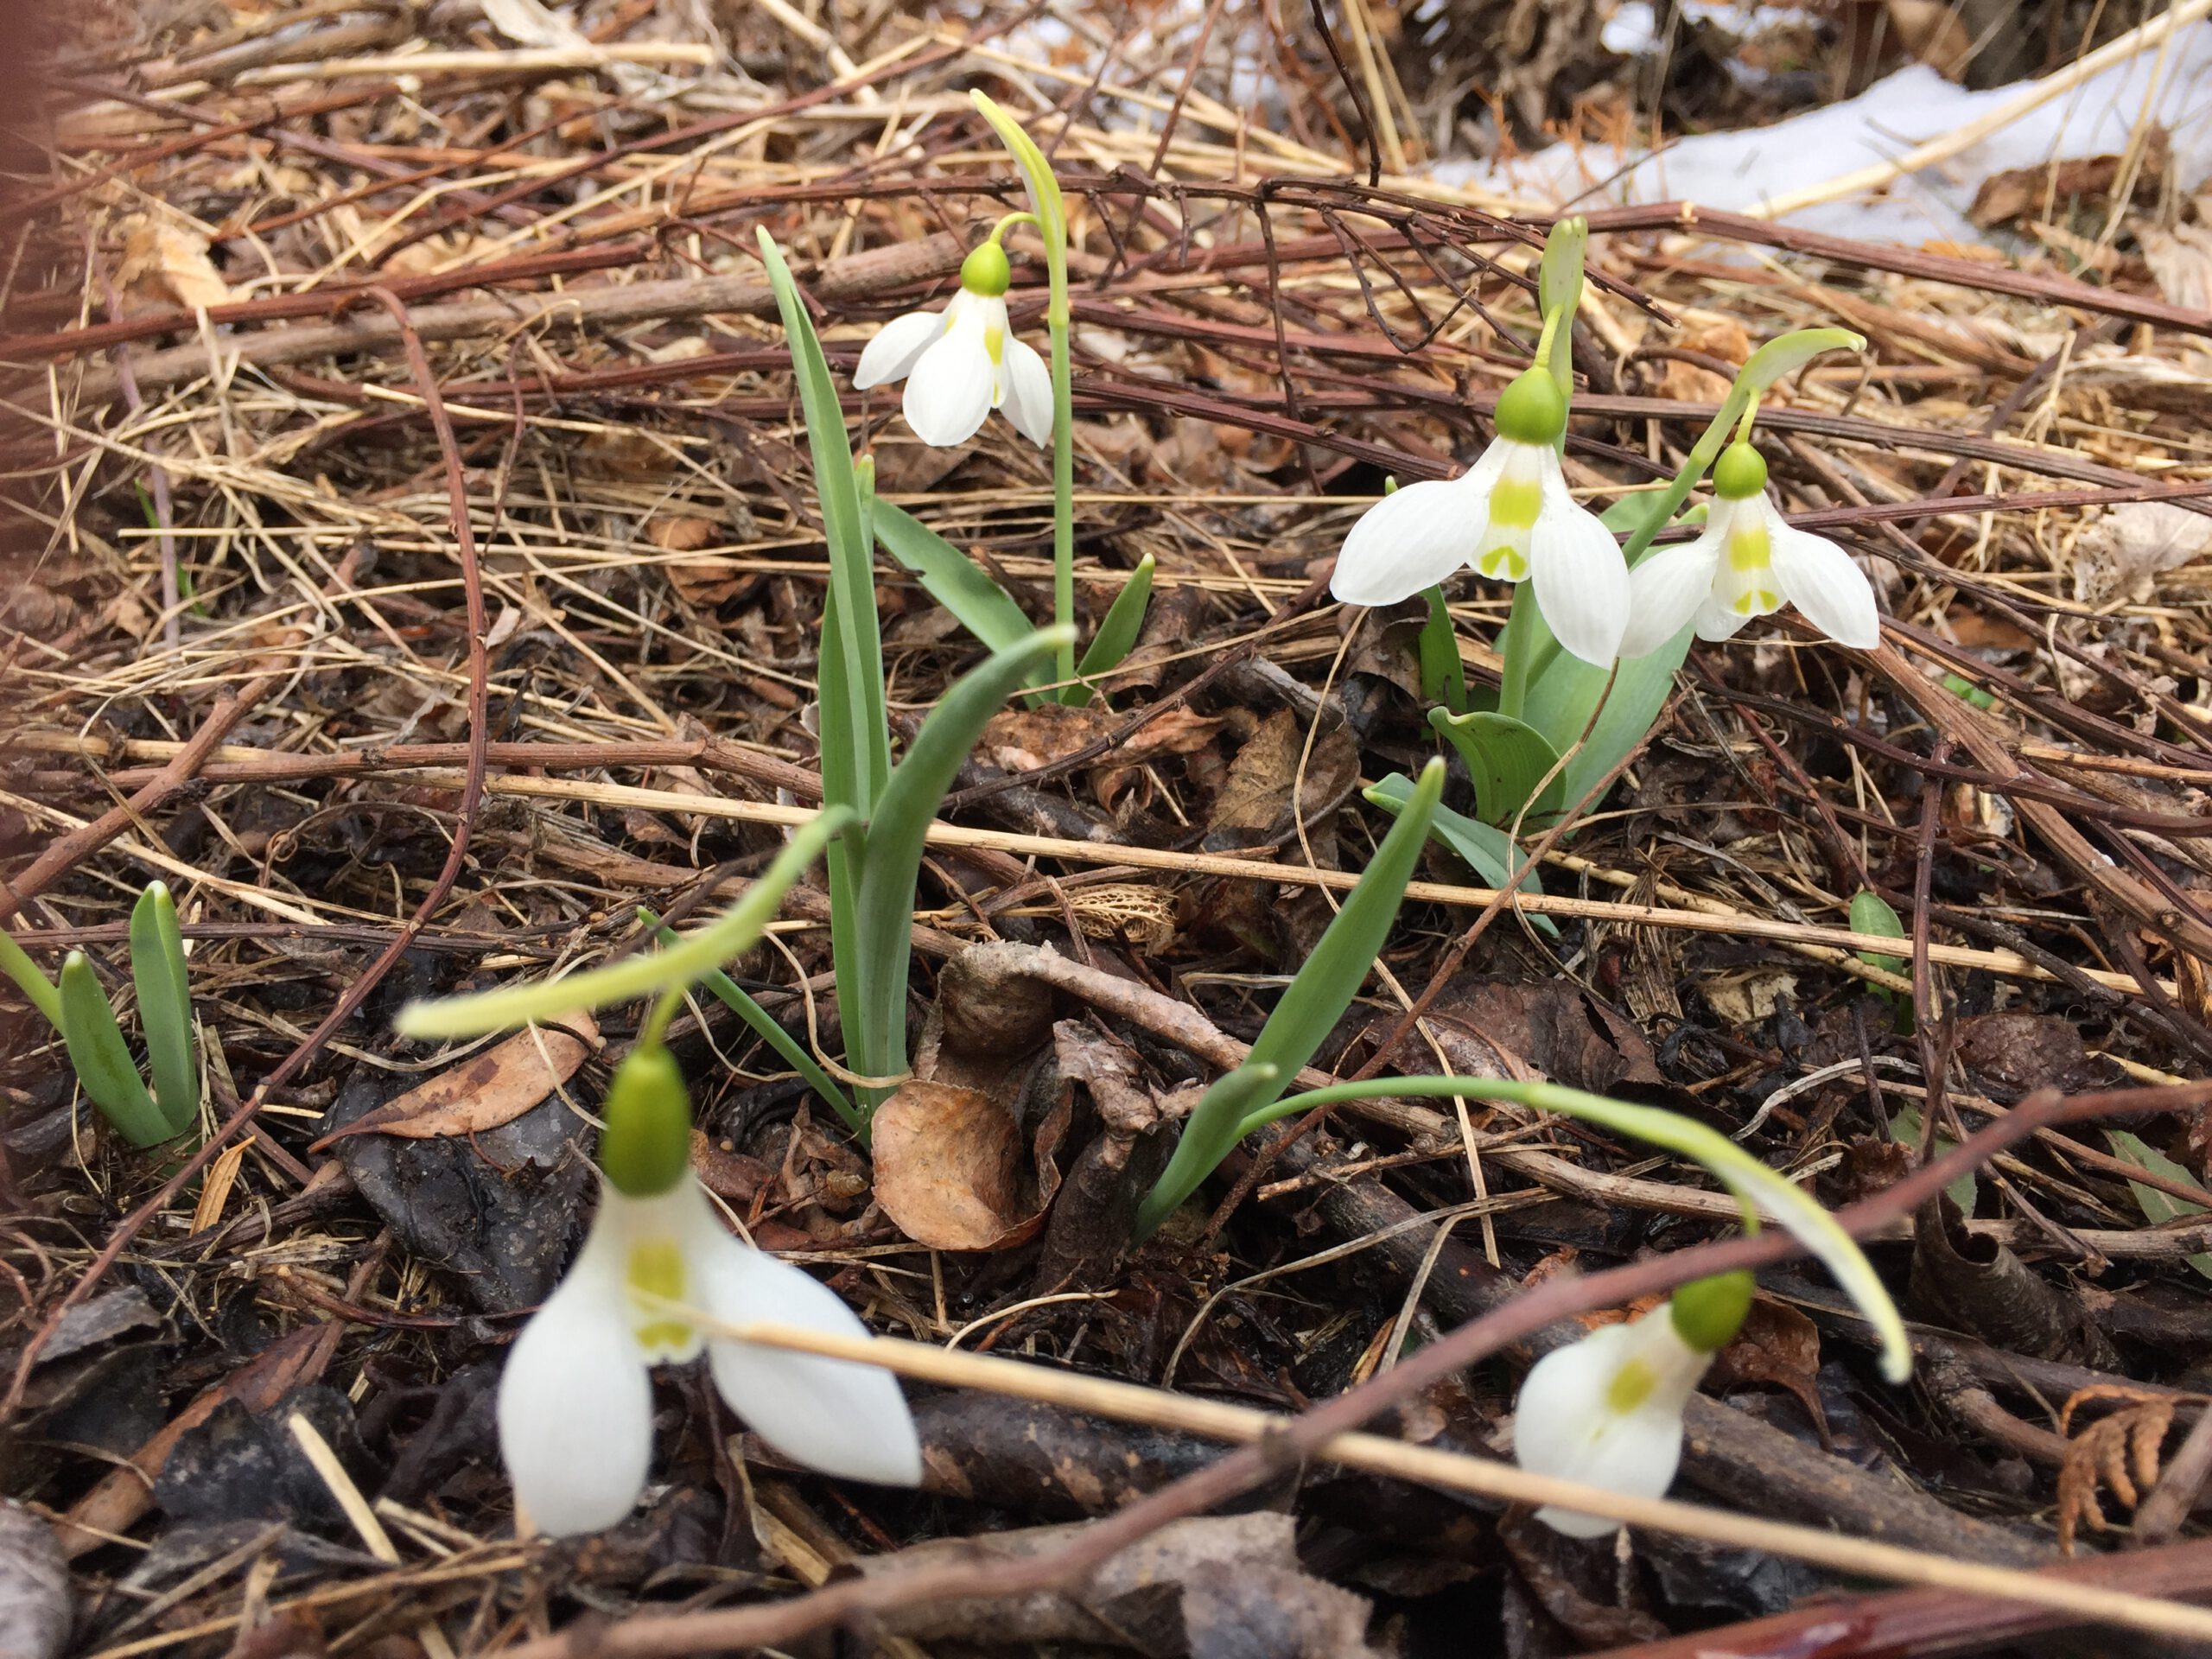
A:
[1433,21,2212,243]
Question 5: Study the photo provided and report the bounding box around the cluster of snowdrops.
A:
[378,99,1906,1543]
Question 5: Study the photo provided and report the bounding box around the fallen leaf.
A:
[118,214,230,311]
[1700,968,1798,1027]
[2073,501,2212,606]
[1202,708,1359,852]
[1955,1011,2090,1097]
[1707,1298,1827,1437]
[871,1080,1027,1250]
[311,1015,597,1147]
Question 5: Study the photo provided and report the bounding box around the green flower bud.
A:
[600,1044,692,1197]
[1491,365,1567,445]
[960,241,1012,298]
[1713,442,1769,500]
[1669,1269,1756,1353]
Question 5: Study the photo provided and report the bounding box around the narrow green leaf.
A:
[58,952,172,1147]
[1133,1064,1281,1242]
[397,807,852,1039]
[637,906,861,1137]
[1252,1074,1914,1382]
[1071,554,1154,699]
[849,627,1073,1106]
[1241,757,1445,1092]
[1364,774,1554,937]
[874,500,1040,663]
[130,882,199,1133]
[1429,708,1566,827]
[2105,1130,2212,1282]
[0,928,61,1027]
[1416,586,1468,715]
[1849,891,1907,976]
[756,229,890,817]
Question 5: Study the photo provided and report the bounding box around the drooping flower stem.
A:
[1496,579,1540,721]
[970,92,1076,686]
[1242,1074,1911,1382]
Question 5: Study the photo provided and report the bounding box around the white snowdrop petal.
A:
[1511,1321,1636,1483]
[1529,491,1629,665]
[1618,533,1721,659]
[1330,478,1480,606]
[852,309,947,391]
[1770,522,1880,649]
[1694,600,1754,642]
[695,1230,924,1486]
[496,1225,653,1537]
[901,315,995,448]
[1516,1314,1707,1539]
[1001,336,1053,446]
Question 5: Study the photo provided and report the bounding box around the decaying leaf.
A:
[1707,1298,1827,1439]
[871,1080,1027,1250]
[1202,707,1359,852]
[118,214,230,311]
[2072,501,2212,606]
[313,1016,597,1147]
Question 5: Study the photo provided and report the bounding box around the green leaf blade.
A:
[0,929,60,1027]
[1071,555,1154,698]
[130,882,199,1133]
[1134,1064,1281,1242]
[874,501,1041,665]
[59,952,171,1147]
[1364,774,1555,937]
[849,627,1074,1102]
[1429,708,1565,827]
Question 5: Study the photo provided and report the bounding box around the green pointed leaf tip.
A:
[1430,707,1565,827]
[874,502,1039,665]
[1244,1075,1913,1383]
[394,806,852,1039]
[2106,1130,2212,1282]
[131,881,199,1129]
[1073,555,1154,686]
[969,90,1066,251]
[1849,891,1907,975]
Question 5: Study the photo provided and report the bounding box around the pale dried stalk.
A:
[696,1315,2212,1644]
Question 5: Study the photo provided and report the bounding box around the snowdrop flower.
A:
[853,238,1050,448]
[1330,365,1629,665]
[1619,442,1879,657]
[498,1046,921,1537]
[1513,1272,1751,1537]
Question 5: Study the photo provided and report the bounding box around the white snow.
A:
[1433,20,2212,243]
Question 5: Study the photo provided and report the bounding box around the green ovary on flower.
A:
[960,240,1011,297]
[601,1045,692,1198]
[1492,365,1567,445]
[1669,1269,1755,1353]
